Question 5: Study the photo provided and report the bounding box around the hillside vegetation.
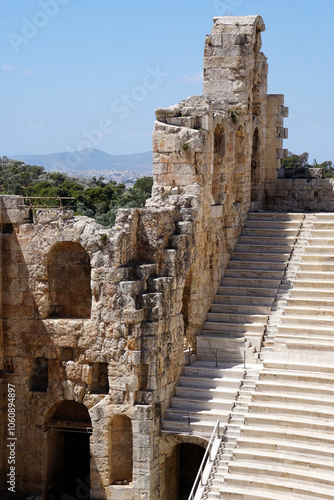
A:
[0,157,153,227]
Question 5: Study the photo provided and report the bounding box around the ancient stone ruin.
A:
[2,15,334,500]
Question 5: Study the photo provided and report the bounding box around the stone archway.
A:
[251,127,261,202]
[44,400,92,500]
[163,442,205,500]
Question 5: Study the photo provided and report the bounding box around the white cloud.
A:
[178,71,202,84]
[2,64,14,71]
[23,69,33,75]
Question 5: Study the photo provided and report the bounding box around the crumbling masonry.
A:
[2,15,326,500]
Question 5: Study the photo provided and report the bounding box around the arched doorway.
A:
[110,415,133,485]
[44,400,92,499]
[251,127,261,202]
[234,125,245,203]
[212,124,226,205]
[47,241,92,318]
[164,443,205,500]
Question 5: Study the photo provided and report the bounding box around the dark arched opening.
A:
[44,400,92,499]
[164,443,205,500]
[48,241,91,318]
[110,415,133,485]
[234,125,245,203]
[251,128,261,201]
[212,124,226,204]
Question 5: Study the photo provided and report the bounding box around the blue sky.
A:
[1,0,334,163]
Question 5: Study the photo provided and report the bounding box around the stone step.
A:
[214,294,274,306]
[183,362,245,378]
[206,312,267,325]
[289,287,334,299]
[241,423,334,447]
[222,473,334,499]
[256,380,334,397]
[247,212,304,221]
[179,375,242,389]
[235,243,294,254]
[280,315,334,327]
[252,390,334,406]
[232,447,334,471]
[298,262,334,271]
[262,363,334,376]
[284,303,334,316]
[210,303,271,315]
[238,236,295,246]
[203,321,265,333]
[244,220,301,229]
[161,418,222,436]
[227,461,334,487]
[236,435,334,459]
[164,407,230,423]
[175,385,238,400]
[302,254,334,263]
[218,485,299,500]
[277,323,334,337]
[218,286,277,297]
[241,228,298,238]
[244,412,334,433]
[291,279,334,289]
[231,252,290,262]
[225,268,283,279]
[228,260,286,271]
[305,245,334,255]
[220,277,281,288]
[171,395,235,411]
[249,400,334,419]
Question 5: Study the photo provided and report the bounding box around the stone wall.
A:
[0,15,288,500]
[266,178,334,212]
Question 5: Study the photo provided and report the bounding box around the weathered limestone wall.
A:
[266,178,334,212]
[0,15,288,500]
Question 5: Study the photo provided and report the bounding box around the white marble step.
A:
[210,303,271,315]
[241,423,334,447]
[220,277,281,288]
[236,435,334,460]
[244,412,334,433]
[218,485,304,500]
[298,262,334,271]
[175,385,238,400]
[171,395,236,411]
[228,260,286,270]
[244,220,301,229]
[222,473,334,499]
[253,390,334,407]
[256,379,334,397]
[203,321,265,333]
[280,315,334,327]
[225,268,283,279]
[214,294,274,305]
[225,466,334,493]
[161,418,223,436]
[183,362,245,378]
[235,243,294,254]
[238,236,295,246]
[218,286,277,297]
[206,312,267,325]
[247,212,304,221]
[241,228,298,237]
[248,400,334,419]
[231,252,290,262]
[284,302,334,315]
[178,377,241,391]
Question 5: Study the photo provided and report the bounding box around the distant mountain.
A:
[12,149,153,174]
